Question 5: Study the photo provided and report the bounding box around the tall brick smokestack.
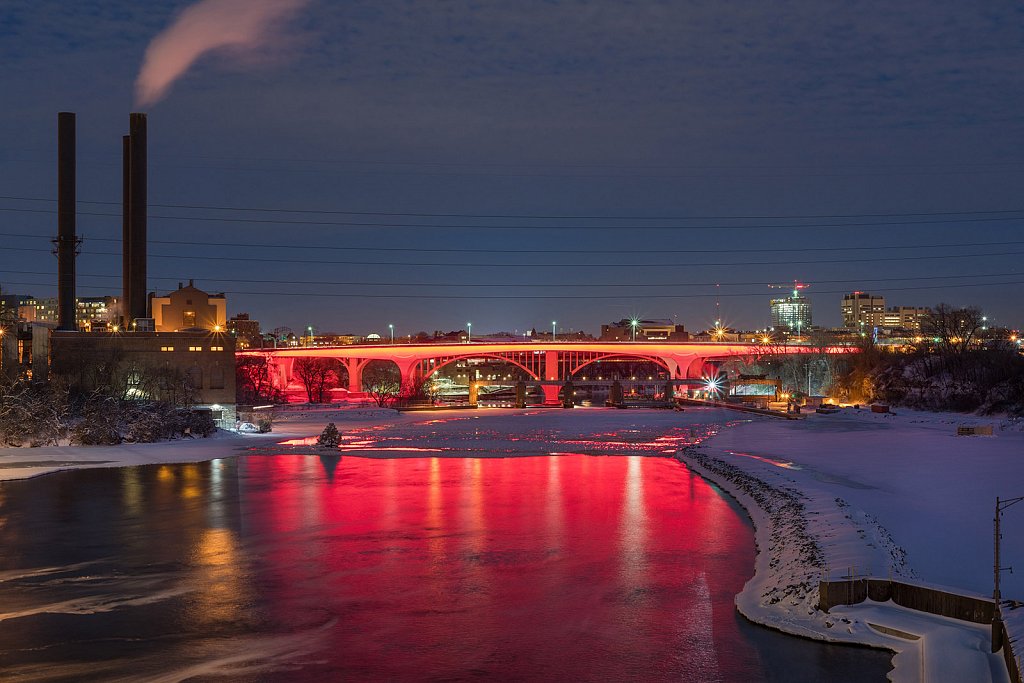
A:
[122,134,131,322]
[56,112,79,332]
[124,112,148,322]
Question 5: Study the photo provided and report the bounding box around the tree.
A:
[363,361,401,407]
[236,355,279,404]
[294,357,339,403]
[921,303,984,357]
[318,422,340,447]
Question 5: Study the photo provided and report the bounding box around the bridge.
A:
[240,341,851,405]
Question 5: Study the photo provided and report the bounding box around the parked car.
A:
[237,422,260,433]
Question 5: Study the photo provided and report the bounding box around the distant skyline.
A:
[2,1,1023,334]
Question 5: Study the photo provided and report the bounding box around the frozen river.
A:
[0,411,892,680]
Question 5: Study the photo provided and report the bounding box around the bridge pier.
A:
[541,384,561,406]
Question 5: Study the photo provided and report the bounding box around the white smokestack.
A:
[135,0,310,107]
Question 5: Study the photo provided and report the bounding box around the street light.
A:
[467,322,472,343]
[389,323,394,344]
[307,325,313,347]
[552,321,557,340]
[630,318,639,341]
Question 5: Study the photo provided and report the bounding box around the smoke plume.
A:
[135,0,310,107]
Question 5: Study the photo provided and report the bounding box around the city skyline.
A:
[2,2,1023,334]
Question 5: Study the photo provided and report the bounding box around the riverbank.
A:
[683,406,1022,683]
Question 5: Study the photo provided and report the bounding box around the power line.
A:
[1,206,1023,231]
[1,278,1020,300]
[2,194,1024,221]
[5,245,1024,268]
[3,268,1021,290]
[5,231,1024,256]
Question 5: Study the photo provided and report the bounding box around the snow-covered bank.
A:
[682,406,1023,683]
[0,405,405,481]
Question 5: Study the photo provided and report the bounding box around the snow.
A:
[682,405,1024,683]
[2,403,1023,681]
[830,601,1010,683]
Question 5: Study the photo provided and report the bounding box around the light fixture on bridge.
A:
[703,374,724,397]
[630,318,639,341]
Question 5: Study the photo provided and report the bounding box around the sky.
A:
[1,0,1023,338]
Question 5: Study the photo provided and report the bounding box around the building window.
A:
[189,346,202,352]
[210,345,224,352]
[187,366,202,389]
[210,366,225,389]
[183,311,196,328]
[160,346,174,352]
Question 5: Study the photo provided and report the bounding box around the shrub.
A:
[318,422,340,447]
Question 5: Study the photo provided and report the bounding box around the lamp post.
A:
[993,495,1024,652]
[307,325,313,347]
[552,321,557,341]
[389,323,394,344]
[467,322,472,343]
[630,318,639,342]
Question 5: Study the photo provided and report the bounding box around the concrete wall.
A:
[820,578,1021,682]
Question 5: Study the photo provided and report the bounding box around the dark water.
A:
[0,454,891,682]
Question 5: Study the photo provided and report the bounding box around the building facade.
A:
[883,306,931,332]
[770,294,812,333]
[842,292,886,329]
[227,313,262,349]
[151,281,227,332]
[50,330,237,426]
[600,319,688,341]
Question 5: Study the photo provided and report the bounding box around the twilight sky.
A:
[2,0,1023,337]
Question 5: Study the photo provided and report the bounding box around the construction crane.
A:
[769,280,810,297]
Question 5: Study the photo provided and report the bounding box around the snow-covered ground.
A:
[2,403,1022,681]
[685,405,1024,683]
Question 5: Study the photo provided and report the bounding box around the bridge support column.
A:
[468,382,478,406]
[541,384,561,406]
[399,360,422,393]
[275,357,295,393]
[344,358,370,393]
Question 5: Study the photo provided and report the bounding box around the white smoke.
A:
[135,0,310,107]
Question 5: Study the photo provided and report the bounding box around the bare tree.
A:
[236,355,280,404]
[921,303,984,357]
[363,361,401,407]
[294,357,339,403]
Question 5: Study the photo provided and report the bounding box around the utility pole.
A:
[994,495,1024,652]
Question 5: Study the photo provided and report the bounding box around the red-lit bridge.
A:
[240,341,851,405]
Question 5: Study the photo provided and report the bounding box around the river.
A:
[0,413,892,681]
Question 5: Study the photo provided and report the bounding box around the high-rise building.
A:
[770,292,812,334]
[842,292,886,330]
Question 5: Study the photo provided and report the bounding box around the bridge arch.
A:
[565,353,671,380]
[418,353,543,383]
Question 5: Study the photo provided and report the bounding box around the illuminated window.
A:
[188,346,202,352]
[183,310,196,328]
[160,346,175,352]
[210,345,224,351]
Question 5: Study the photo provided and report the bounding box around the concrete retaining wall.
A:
[820,578,1020,682]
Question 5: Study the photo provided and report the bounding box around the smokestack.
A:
[127,112,147,322]
[122,134,131,324]
[56,112,80,332]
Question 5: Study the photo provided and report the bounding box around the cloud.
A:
[135,0,310,107]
